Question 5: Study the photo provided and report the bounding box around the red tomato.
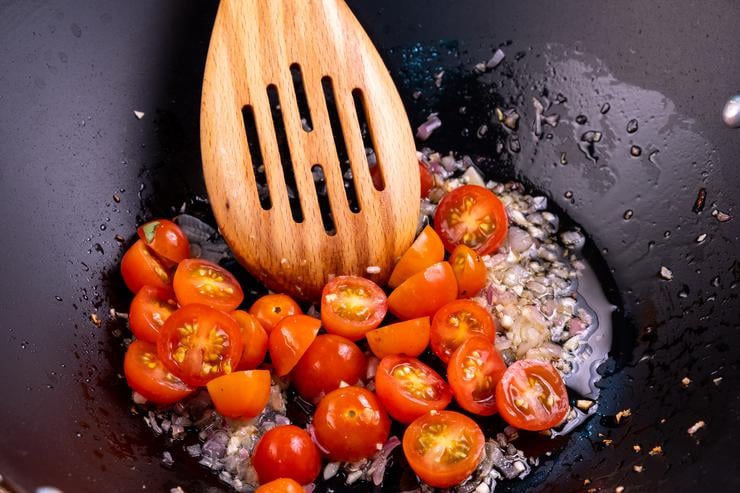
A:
[402,410,485,488]
[320,276,387,341]
[128,285,178,344]
[447,336,506,416]
[124,340,194,405]
[173,259,244,312]
[268,315,320,376]
[450,244,487,297]
[388,225,445,289]
[157,304,243,387]
[249,294,302,332]
[430,299,495,363]
[375,355,452,424]
[206,370,271,419]
[255,478,303,493]
[313,386,391,462]
[434,185,509,255]
[137,219,190,265]
[231,310,269,370]
[291,334,367,402]
[252,425,321,485]
[388,262,457,320]
[120,239,172,293]
[366,317,430,359]
[419,161,434,198]
[495,359,569,431]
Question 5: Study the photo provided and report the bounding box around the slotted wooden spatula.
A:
[201,0,419,300]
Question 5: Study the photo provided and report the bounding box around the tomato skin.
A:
[450,244,487,298]
[129,285,178,344]
[419,161,434,198]
[447,336,506,416]
[249,294,302,333]
[403,410,485,488]
[313,386,391,462]
[430,299,496,364]
[231,310,269,370]
[124,340,194,405]
[137,219,190,265]
[254,478,304,493]
[434,185,509,255]
[291,334,367,402]
[268,315,320,376]
[375,355,452,424]
[120,239,172,293]
[366,317,430,359]
[388,262,458,320]
[388,225,445,289]
[252,425,321,485]
[320,276,387,341]
[206,370,271,419]
[495,359,570,431]
[173,259,244,312]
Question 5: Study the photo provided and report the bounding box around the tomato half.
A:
[419,161,434,198]
[173,259,244,312]
[320,276,387,341]
[313,386,391,462]
[120,239,172,293]
[128,285,178,344]
[447,336,506,416]
[402,410,485,488]
[137,219,190,265]
[495,359,569,431]
[291,334,367,402]
[157,304,243,387]
[450,244,487,298]
[206,370,271,419]
[430,299,495,364]
[123,340,194,405]
[252,425,321,485]
[255,478,304,493]
[434,185,509,255]
[388,225,445,289]
[268,315,320,376]
[388,262,457,320]
[375,355,452,424]
[366,317,430,359]
[231,310,269,370]
[248,294,302,332]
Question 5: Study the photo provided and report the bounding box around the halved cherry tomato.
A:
[255,478,303,493]
[313,386,391,462]
[388,262,457,320]
[120,239,172,293]
[137,219,190,265]
[123,340,194,405]
[366,317,430,359]
[450,244,487,298]
[430,299,495,363]
[249,294,302,332]
[157,304,243,387]
[291,334,367,402]
[402,410,485,488]
[128,285,178,344]
[375,355,452,424]
[388,225,445,289]
[206,369,271,419]
[173,259,244,312]
[447,336,506,416]
[419,161,434,198]
[268,315,320,376]
[252,425,321,485]
[495,359,569,431]
[231,310,269,370]
[320,276,387,341]
[434,185,509,255]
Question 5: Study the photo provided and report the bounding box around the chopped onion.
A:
[416,114,442,141]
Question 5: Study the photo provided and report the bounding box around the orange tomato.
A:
[207,370,271,418]
[366,317,431,359]
[231,310,269,370]
[173,259,244,312]
[128,285,178,344]
[388,262,457,320]
[388,225,445,289]
[450,244,488,297]
[419,161,434,198]
[447,336,506,416]
[320,276,387,341]
[120,239,172,293]
[249,294,302,332]
[136,219,190,265]
[268,315,320,376]
[255,478,304,493]
[124,340,194,405]
[252,425,322,485]
[430,299,496,364]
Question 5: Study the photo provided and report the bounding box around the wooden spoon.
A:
[201,0,419,300]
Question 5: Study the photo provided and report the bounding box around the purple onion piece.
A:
[416,114,442,141]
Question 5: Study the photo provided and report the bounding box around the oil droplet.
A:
[626,119,639,133]
[564,191,574,199]
[76,432,82,438]
[678,285,690,298]
[600,102,611,114]
[711,276,720,287]
[55,296,63,302]
[576,114,588,125]
[99,224,107,231]
[664,231,671,238]
[623,209,634,220]
[560,152,568,165]
[630,145,642,157]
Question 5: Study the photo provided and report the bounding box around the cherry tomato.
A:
[450,244,487,298]
[255,478,304,493]
[157,304,243,387]
[128,286,178,344]
[419,161,434,198]
[375,355,452,424]
[291,334,367,402]
[434,185,509,255]
[430,299,495,364]
[320,276,387,341]
[120,239,172,293]
[173,258,244,312]
[268,315,320,376]
[402,410,485,488]
[388,225,445,289]
[447,336,506,416]
[206,370,271,419]
[313,386,391,462]
[123,340,194,405]
[231,310,269,370]
[495,359,569,431]
[137,219,190,265]
[366,317,430,359]
[252,425,321,485]
[249,294,302,332]
[388,262,457,320]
